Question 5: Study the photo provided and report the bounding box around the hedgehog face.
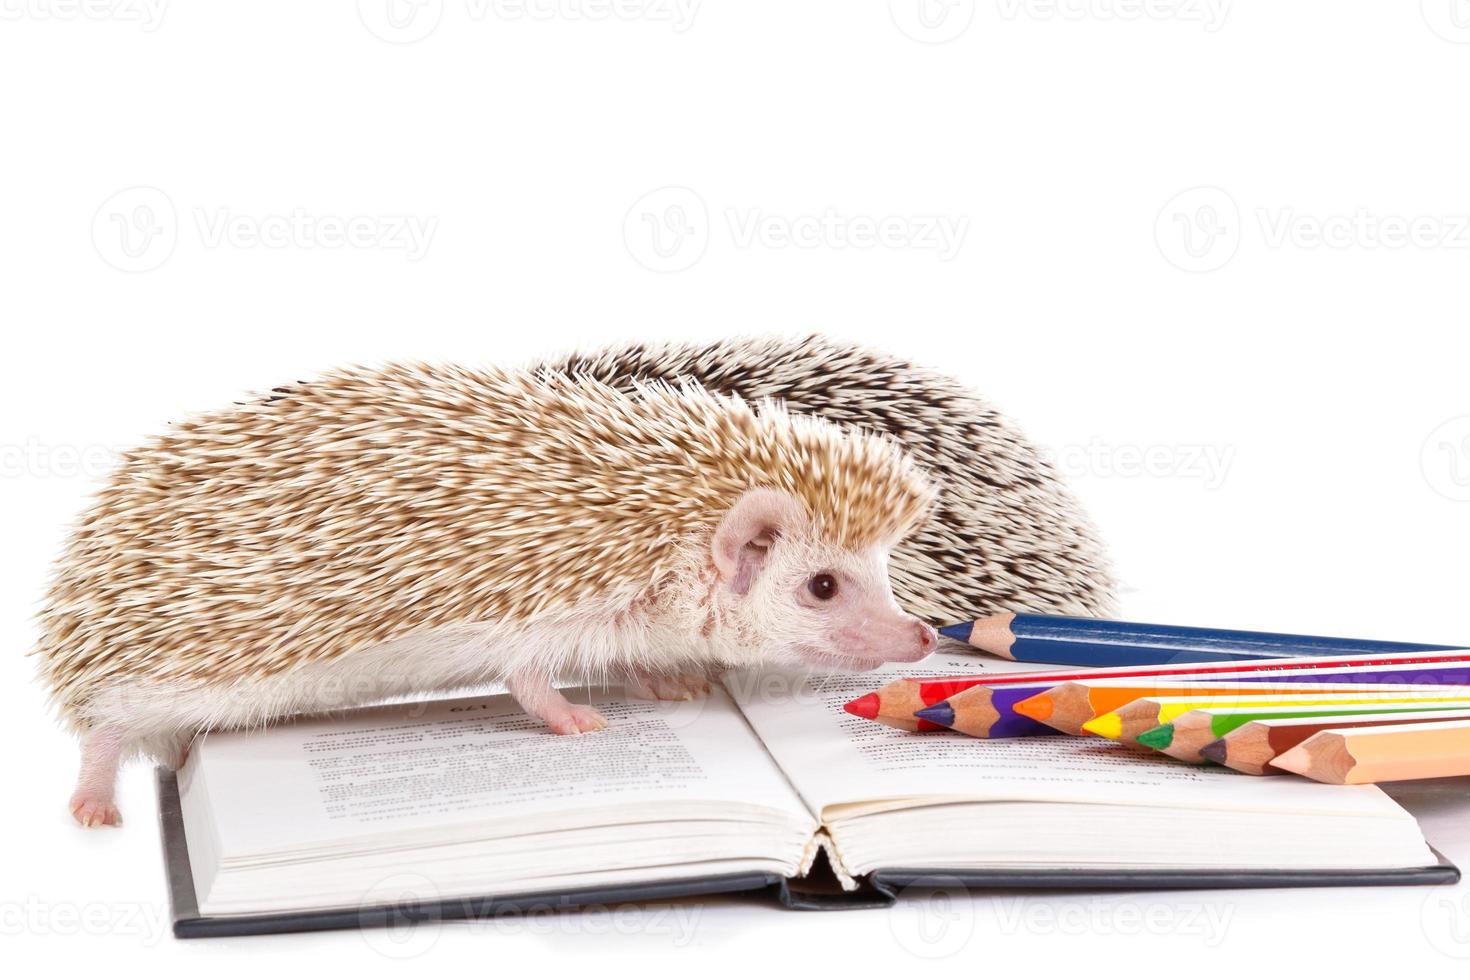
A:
[710,488,938,670]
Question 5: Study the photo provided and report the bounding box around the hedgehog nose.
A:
[917,621,938,654]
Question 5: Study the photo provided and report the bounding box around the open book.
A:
[159,653,1456,936]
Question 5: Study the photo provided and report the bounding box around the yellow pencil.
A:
[1082,690,1470,746]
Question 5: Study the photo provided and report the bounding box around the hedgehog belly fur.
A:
[77,582,711,749]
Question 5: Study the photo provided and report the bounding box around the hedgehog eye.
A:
[807,573,838,601]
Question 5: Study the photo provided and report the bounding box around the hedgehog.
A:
[536,335,1116,625]
[38,365,939,827]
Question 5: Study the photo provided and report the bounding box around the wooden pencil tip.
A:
[1198,739,1228,765]
[1014,692,1051,721]
[938,621,973,644]
[844,693,879,720]
[914,703,954,727]
[1137,725,1173,750]
[1270,743,1311,776]
[1082,713,1122,739]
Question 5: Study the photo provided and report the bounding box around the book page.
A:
[725,655,1412,822]
[181,684,817,860]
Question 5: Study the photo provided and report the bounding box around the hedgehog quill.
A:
[37,365,939,827]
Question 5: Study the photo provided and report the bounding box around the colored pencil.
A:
[1271,719,1470,784]
[915,647,1470,735]
[935,679,1422,739]
[1138,701,1470,763]
[1201,708,1470,775]
[843,676,992,732]
[940,612,1457,667]
[1085,691,1470,746]
[1005,678,1447,737]
[1014,658,1470,736]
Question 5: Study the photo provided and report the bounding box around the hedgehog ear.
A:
[712,489,807,595]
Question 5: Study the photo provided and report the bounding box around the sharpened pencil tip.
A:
[1199,739,1228,765]
[938,621,973,644]
[914,703,954,727]
[844,693,879,720]
[1082,713,1123,739]
[1013,692,1051,721]
[1270,743,1311,776]
[1136,725,1173,750]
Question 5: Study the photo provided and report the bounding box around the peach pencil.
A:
[1202,708,1470,775]
[1271,719,1470,784]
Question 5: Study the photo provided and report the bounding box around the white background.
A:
[4,0,1470,975]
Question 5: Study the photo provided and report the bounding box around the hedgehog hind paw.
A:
[628,670,712,701]
[70,793,122,829]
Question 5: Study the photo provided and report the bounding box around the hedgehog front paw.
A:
[69,792,122,829]
[543,702,608,736]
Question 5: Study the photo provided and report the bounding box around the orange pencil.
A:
[1271,719,1470,784]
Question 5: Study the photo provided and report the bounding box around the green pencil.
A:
[1139,700,1470,763]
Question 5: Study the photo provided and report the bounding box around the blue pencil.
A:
[939,613,1460,668]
